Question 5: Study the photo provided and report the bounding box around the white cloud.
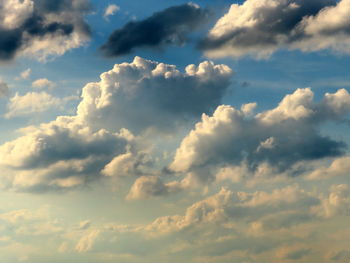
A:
[104,4,120,19]
[0,0,34,30]
[314,184,350,218]
[201,0,350,59]
[0,116,133,191]
[19,69,31,80]
[32,79,55,89]
[102,151,152,177]
[1,56,230,192]
[77,56,232,133]
[4,92,61,118]
[145,188,233,234]
[0,0,91,61]
[169,88,350,182]
[126,176,183,200]
[307,156,350,180]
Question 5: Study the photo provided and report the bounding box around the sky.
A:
[0,0,350,262]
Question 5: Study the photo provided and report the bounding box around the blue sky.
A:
[0,0,350,262]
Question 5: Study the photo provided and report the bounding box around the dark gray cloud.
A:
[0,0,91,61]
[200,0,350,58]
[101,3,209,57]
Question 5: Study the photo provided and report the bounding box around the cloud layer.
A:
[200,0,350,58]
[0,0,91,61]
[0,57,232,192]
[170,88,350,179]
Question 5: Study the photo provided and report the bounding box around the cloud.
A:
[19,69,32,80]
[307,156,350,180]
[104,4,120,19]
[170,88,350,179]
[200,0,350,59]
[0,56,230,192]
[102,151,152,177]
[31,78,55,89]
[126,176,182,200]
[144,184,320,235]
[0,117,134,192]
[77,56,232,133]
[0,0,91,61]
[4,92,62,118]
[314,184,350,218]
[145,188,233,234]
[75,230,100,253]
[0,82,10,97]
[101,3,209,57]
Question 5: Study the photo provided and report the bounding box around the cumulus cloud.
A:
[307,156,350,180]
[314,184,350,218]
[200,0,350,59]
[145,188,233,234]
[126,175,183,200]
[0,56,230,192]
[101,3,209,57]
[170,88,350,180]
[32,78,55,89]
[4,92,62,118]
[102,151,152,177]
[0,116,134,192]
[104,4,120,19]
[77,56,232,133]
[0,0,91,61]
[145,184,320,235]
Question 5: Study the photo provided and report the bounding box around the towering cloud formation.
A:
[101,3,209,57]
[77,56,232,132]
[170,88,350,176]
[0,57,232,192]
[200,0,350,58]
[0,0,91,61]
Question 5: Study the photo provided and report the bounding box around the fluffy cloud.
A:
[200,0,350,59]
[307,156,350,180]
[104,4,120,19]
[77,56,232,132]
[145,188,233,234]
[126,175,183,200]
[170,88,350,179]
[101,3,209,57]
[0,0,91,61]
[32,78,55,89]
[145,184,320,235]
[0,56,231,192]
[4,92,62,118]
[0,115,133,191]
[314,184,350,218]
